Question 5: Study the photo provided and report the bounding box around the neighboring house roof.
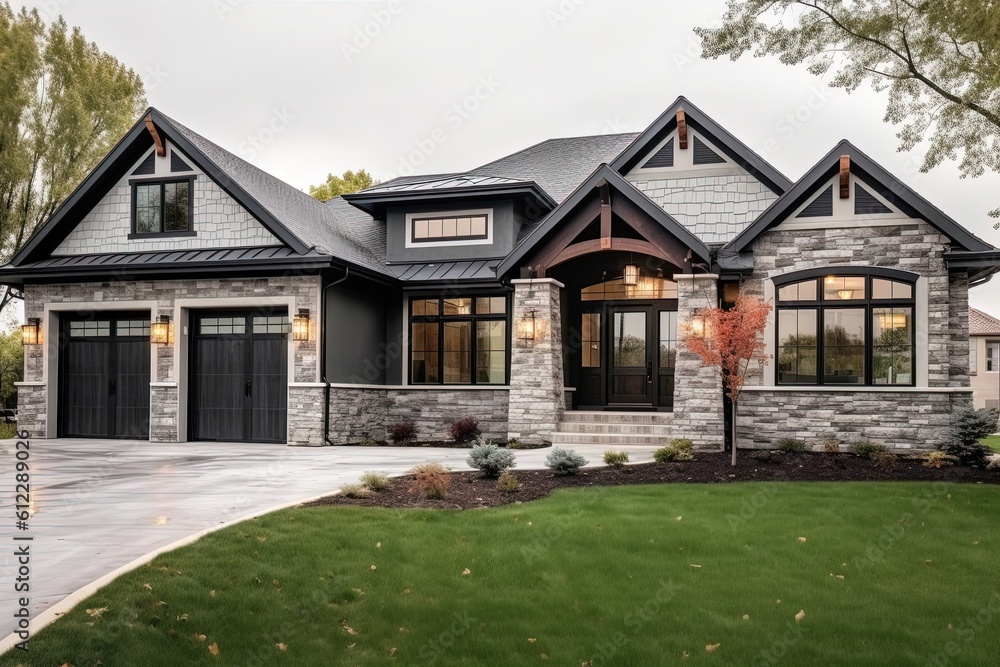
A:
[970,307,1000,336]
[725,139,996,254]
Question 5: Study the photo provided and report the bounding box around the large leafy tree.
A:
[0,3,146,308]
[308,169,378,201]
[697,1,1000,225]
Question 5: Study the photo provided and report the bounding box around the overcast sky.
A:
[20,0,1000,315]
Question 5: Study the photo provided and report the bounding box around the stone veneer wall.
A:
[326,387,510,444]
[18,275,320,442]
[736,220,971,451]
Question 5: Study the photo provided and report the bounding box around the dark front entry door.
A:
[609,308,652,404]
[190,311,288,443]
[60,314,151,438]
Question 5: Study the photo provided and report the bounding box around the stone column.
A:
[507,278,565,445]
[149,304,179,442]
[673,274,724,451]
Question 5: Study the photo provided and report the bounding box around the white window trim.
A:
[404,208,493,249]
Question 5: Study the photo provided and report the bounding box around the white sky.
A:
[16,0,1000,317]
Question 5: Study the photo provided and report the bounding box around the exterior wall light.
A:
[623,263,639,286]
[689,315,706,338]
[516,310,537,345]
[21,318,41,346]
[150,315,172,344]
[293,308,310,342]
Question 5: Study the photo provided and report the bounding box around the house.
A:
[969,308,1000,412]
[2,97,998,451]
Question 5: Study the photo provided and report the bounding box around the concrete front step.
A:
[555,422,676,435]
[549,432,675,446]
[559,411,674,425]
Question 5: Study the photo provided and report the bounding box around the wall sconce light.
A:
[150,315,172,344]
[689,315,706,338]
[21,318,41,346]
[293,308,310,342]
[516,310,537,345]
[623,263,639,286]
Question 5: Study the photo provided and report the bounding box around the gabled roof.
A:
[497,164,712,277]
[609,96,793,194]
[725,139,995,254]
[970,307,1000,336]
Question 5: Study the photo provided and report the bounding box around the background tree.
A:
[684,295,772,466]
[0,3,147,310]
[697,1,1000,226]
[308,169,378,201]
[0,327,22,409]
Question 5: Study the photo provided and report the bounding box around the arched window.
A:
[775,269,916,386]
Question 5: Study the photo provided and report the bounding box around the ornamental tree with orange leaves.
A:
[684,295,772,466]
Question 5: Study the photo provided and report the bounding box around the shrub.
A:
[505,439,528,449]
[340,483,371,499]
[776,438,806,453]
[922,451,957,469]
[871,450,898,469]
[388,420,417,445]
[545,448,588,475]
[851,440,888,459]
[360,435,379,447]
[497,471,520,493]
[359,471,390,491]
[987,454,1000,471]
[466,439,516,478]
[940,440,990,467]
[653,438,695,463]
[951,407,999,446]
[408,463,451,499]
[603,450,629,468]
[449,417,481,444]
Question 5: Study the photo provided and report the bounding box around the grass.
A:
[5,483,1000,666]
[981,434,1000,453]
[0,423,18,439]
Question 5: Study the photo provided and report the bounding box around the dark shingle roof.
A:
[970,307,1000,335]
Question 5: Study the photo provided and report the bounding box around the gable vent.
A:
[171,151,193,173]
[641,137,674,169]
[693,136,726,165]
[855,184,892,215]
[132,151,156,176]
[796,185,833,218]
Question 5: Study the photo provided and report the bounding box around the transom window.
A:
[406,209,492,246]
[132,178,193,235]
[776,272,916,386]
[410,295,508,384]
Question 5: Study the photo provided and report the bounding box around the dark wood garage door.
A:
[190,311,288,443]
[59,314,151,438]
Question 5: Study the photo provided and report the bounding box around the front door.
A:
[608,307,652,404]
[190,311,288,443]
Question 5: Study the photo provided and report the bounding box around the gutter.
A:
[321,266,350,446]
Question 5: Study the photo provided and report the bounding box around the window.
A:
[988,342,1000,372]
[659,311,678,368]
[776,272,915,386]
[581,313,601,368]
[410,295,508,384]
[131,178,193,235]
[406,209,491,247]
[970,341,978,374]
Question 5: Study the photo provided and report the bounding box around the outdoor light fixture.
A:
[689,315,706,338]
[21,318,40,346]
[516,310,537,345]
[293,308,310,342]
[623,262,639,286]
[150,315,172,344]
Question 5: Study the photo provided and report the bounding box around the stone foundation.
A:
[288,385,326,446]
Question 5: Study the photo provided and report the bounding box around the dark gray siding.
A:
[385,292,404,385]
[325,283,389,384]
[385,199,515,263]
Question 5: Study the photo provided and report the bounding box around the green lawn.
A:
[982,435,1000,453]
[6,483,1000,666]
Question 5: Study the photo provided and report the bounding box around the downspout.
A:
[321,266,350,445]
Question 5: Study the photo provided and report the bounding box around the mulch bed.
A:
[304,451,1000,511]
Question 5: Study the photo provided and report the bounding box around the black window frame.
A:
[775,268,917,387]
[408,293,510,385]
[409,213,490,244]
[129,176,197,238]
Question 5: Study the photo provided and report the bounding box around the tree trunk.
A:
[731,399,737,467]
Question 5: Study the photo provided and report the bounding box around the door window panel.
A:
[613,312,647,367]
[581,313,601,368]
[659,311,677,368]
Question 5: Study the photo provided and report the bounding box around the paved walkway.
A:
[0,439,657,631]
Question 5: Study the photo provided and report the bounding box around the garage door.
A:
[59,314,151,438]
[190,311,288,443]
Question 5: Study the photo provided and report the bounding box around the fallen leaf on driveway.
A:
[208,642,219,656]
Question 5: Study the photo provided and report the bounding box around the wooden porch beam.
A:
[839,155,850,199]
[611,194,693,269]
[145,114,165,157]
[526,196,602,274]
[548,238,671,270]
[599,181,612,250]
[677,109,688,150]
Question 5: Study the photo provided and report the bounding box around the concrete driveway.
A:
[0,438,657,637]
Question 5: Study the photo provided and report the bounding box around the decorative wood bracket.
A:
[599,181,612,250]
[145,114,165,157]
[839,155,850,199]
[677,110,688,150]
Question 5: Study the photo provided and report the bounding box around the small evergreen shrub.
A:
[360,435,379,447]
[466,439,516,478]
[388,420,417,445]
[497,471,520,493]
[545,448,588,475]
[340,483,371,499]
[871,450,898,469]
[851,440,888,459]
[449,417,481,444]
[776,438,806,453]
[505,439,528,449]
[359,471,390,491]
[408,463,451,499]
[922,451,956,469]
[940,440,990,467]
[951,407,999,446]
[603,450,629,468]
[653,438,695,463]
